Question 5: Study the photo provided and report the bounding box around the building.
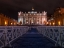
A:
[18,8,47,25]
[48,8,64,26]
[0,13,17,26]
[47,15,55,26]
[53,8,64,26]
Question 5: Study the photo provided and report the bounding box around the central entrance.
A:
[29,18,33,25]
[28,17,37,25]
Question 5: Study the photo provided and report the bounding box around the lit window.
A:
[53,22,55,25]
[47,22,48,24]
[11,23,13,25]
[5,21,7,25]
[58,21,61,25]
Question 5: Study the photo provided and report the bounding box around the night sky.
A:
[0,0,64,20]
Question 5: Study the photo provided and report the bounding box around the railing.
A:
[37,26,64,47]
[0,26,29,48]
[0,26,64,47]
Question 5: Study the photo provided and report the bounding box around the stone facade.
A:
[18,10,47,25]
[0,13,17,26]
[48,8,64,26]
[53,8,64,26]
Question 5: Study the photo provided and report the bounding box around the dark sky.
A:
[0,0,64,20]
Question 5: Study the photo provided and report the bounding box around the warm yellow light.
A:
[11,23,13,25]
[5,21,7,25]
[47,22,48,24]
[53,22,55,25]
[58,21,61,25]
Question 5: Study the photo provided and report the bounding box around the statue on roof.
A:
[32,7,34,11]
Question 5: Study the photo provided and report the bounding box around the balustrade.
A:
[0,26,29,48]
[1,26,64,47]
[37,26,64,47]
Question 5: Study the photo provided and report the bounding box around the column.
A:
[38,17,40,24]
[41,16,42,25]
[23,17,24,25]
[31,17,33,25]
[36,17,37,25]
[37,17,38,24]
[28,17,29,25]
[28,17,30,25]
[35,17,37,25]
[34,17,36,25]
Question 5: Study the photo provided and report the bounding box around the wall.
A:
[0,14,18,26]
[53,8,64,26]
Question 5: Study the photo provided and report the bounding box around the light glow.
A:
[11,23,13,25]
[5,21,7,25]
[53,22,55,25]
[47,22,48,24]
[58,21,61,25]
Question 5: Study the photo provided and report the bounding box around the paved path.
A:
[11,28,55,48]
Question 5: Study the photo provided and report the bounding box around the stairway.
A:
[11,27,55,48]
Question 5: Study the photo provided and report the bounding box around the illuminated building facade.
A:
[53,8,64,26]
[0,13,17,26]
[48,8,64,26]
[18,8,47,25]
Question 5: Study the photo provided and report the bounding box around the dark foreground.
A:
[8,27,58,48]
